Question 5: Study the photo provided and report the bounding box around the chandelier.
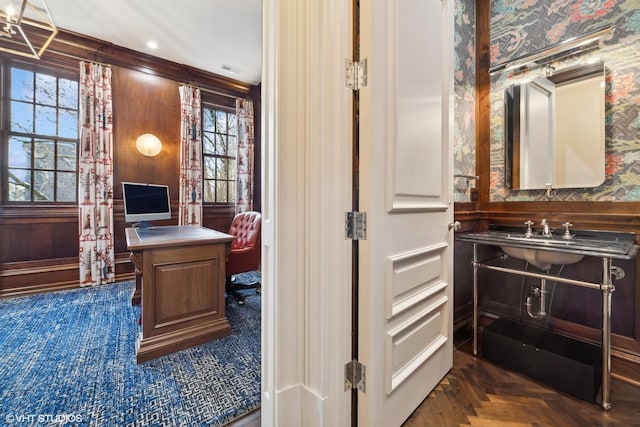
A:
[0,0,58,59]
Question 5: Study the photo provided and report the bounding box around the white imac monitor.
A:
[122,182,171,228]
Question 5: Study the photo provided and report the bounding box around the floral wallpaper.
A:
[488,0,640,201]
[454,0,477,202]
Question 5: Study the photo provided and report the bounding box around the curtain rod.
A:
[185,83,241,100]
[44,48,246,100]
[41,48,110,68]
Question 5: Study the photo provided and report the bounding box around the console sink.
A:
[500,246,583,270]
[456,225,639,412]
[458,229,638,261]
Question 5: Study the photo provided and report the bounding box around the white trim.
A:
[262,0,353,425]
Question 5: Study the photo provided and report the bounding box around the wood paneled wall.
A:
[454,0,640,360]
[0,30,260,297]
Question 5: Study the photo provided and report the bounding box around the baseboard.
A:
[1,273,136,298]
[1,255,135,298]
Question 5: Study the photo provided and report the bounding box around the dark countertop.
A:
[457,226,638,260]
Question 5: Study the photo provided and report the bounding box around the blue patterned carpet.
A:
[0,279,261,426]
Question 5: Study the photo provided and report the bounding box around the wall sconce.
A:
[489,25,614,75]
[136,133,162,157]
[0,0,58,59]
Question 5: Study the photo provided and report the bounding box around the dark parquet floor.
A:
[231,342,640,426]
[403,343,640,427]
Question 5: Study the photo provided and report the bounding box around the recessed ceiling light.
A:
[146,41,158,50]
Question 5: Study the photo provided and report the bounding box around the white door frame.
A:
[261,0,354,425]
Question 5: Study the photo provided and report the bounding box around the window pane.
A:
[11,68,34,102]
[11,101,34,133]
[203,156,216,179]
[203,133,215,154]
[6,66,79,204]
[229,180,236,203]
[216,181,228,203]
[216,158,228,179]
[229,159,237,181]
[34,140,55,169]
[8,169,31,201]
[36,105,57,136]
[216,134,227,155]
[201,107,240,205]
[216,111,227,133]
[228,114,237,135]
[57,142,77,171]
[203,109,215,132]
[35,73,57,106]
[9,137,31,168]
[33,170,54,201]
[56,172,77,201]
[228,136,237,156]
[59,109,78,138]
[59,79,78,109]
[203,180,215,203]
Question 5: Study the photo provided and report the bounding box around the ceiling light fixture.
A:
[146,40,158,50]
[0,0,58,59]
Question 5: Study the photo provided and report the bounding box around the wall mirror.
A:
[504,60,606,191]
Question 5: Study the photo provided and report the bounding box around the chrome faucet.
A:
[562,222,574,239]
[524,220,534,237]
[541,219,551,237]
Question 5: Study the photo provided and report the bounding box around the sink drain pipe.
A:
[526,275,548,319]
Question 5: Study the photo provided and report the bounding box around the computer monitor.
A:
[122,182,171,228]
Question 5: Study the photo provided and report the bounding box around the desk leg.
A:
[129,252,143,306]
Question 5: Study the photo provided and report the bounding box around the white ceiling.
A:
[45,0,263,85]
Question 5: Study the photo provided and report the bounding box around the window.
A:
[5,66,79,202]
[202,106,237,204]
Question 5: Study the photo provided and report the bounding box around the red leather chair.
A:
[226,211,261,305]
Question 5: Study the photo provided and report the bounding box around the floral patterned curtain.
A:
[178,85,203,225]
[235,98,255,213]
[78,62,115,286]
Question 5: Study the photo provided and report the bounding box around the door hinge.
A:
[345,211,367,240]
[344,359,366,392]
[345,58,368,91]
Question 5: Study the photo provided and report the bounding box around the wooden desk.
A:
[125,225,234,363]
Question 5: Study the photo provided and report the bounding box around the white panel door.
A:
[358,0,454,425]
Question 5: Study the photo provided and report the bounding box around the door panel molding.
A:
[387,242,449,319]
[386,295,449,394]
[386,0,446,213]
[389,201,449,212]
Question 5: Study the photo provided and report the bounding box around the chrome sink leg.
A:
[601,257,614,411]
[473,243,478,356]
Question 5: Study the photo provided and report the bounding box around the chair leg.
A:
[226,275,247,305]
[226,274,260,306]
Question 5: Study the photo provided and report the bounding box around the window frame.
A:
[1,59,80,205]
[201,100,238,206]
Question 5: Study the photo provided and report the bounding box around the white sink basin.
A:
[501,246,584,270]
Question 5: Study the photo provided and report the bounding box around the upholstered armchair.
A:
[226,211,261,305]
